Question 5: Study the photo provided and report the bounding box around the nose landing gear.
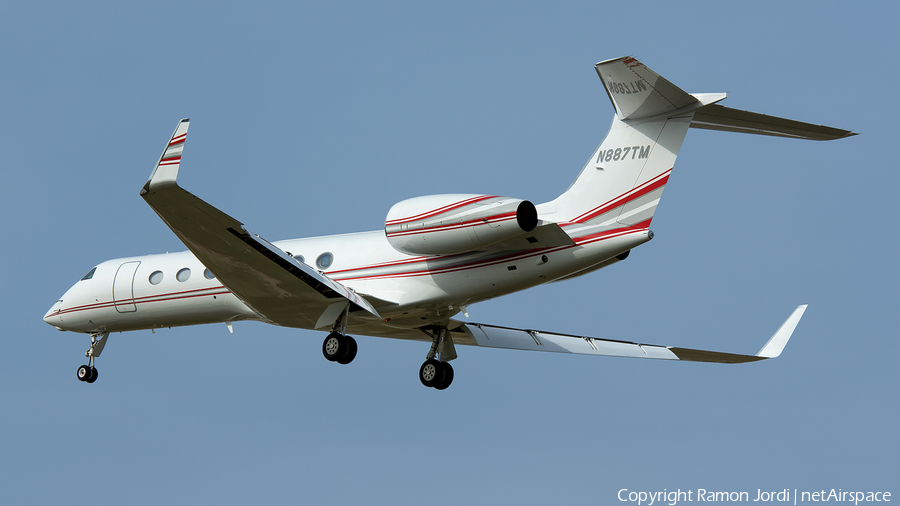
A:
[76,364,97,383]
[76,332,108,384]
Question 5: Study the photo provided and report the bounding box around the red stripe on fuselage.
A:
[571,219,652,244]
[333,222,649,282]
[569,169,671,224]
[53,286,229,317]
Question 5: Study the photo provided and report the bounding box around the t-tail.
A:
[540,56,855,241]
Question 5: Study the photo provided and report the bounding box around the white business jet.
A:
[44,56,854,389]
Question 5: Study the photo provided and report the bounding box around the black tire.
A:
[76,365,90,382]
[85,367,98,384]
[434,362,454,390]
[419,359,443,388]
[322,333,343,361]
[336,336,357,365]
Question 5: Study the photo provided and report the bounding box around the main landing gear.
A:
[76,332,108,384]
[418,327,457,390]
[322,332,358,365]
[419,359,453,390]
[321,304,358,365]
[319,304,457,390]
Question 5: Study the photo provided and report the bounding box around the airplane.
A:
[43,56,855,390]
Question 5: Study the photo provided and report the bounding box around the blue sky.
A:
[2,2,897,504]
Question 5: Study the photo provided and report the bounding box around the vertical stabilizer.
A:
[541,57,711,235]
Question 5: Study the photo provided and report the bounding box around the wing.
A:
[454,305,807,363]
[140,119,379,329]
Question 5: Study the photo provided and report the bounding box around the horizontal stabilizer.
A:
[691,104,856,140]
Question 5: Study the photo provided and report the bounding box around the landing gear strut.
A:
[321,305,357,365]
[76,332,108,384]
[418,327,456,390]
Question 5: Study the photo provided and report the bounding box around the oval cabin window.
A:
[316,252,333,270]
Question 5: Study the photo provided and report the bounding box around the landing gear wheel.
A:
[336,336,357,365]
[434,362,454,390]
[85,367,98,383]
[76,365,91,382]
[322,333,343,362]
[419,359,443,388]
[323,333,358,364]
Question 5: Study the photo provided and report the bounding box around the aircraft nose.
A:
[43,300,66,330]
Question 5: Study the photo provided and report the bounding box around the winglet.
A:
[756,305,808,358]
[143,118,190,193]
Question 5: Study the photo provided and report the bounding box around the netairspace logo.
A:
[618,489,892,506]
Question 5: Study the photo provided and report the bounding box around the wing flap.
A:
[464,323,679,359]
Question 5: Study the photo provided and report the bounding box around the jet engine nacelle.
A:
[385,194,538,256]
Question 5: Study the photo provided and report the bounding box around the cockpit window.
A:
[80,267,97,281]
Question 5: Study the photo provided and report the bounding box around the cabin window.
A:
[203,268,216,280]
[176,268,191,282]
[149,271,164,285]
[80,267,97,281]
[316,252,333,270]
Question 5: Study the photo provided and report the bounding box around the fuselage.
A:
[44,224,650,336]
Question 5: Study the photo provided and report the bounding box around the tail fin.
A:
[543,57,715,233]
[541,56,855,237]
